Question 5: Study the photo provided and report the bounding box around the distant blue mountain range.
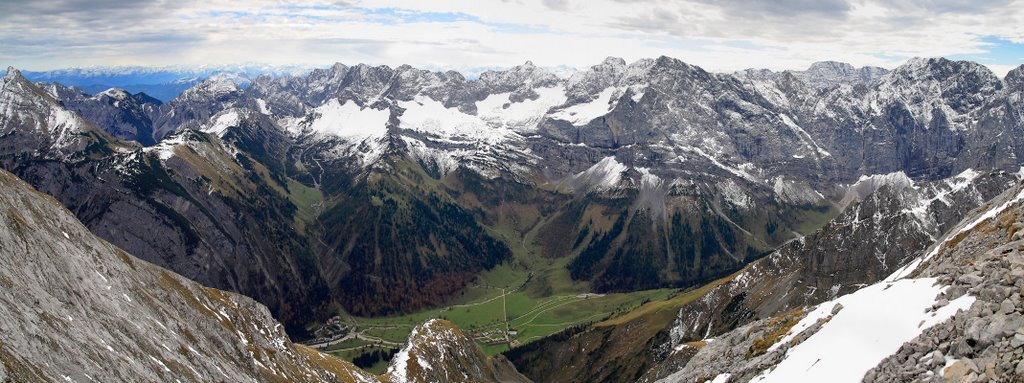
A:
[18,63,575,102]
[21,64,315,102]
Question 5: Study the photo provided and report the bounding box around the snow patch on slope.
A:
[401,136,460,176]
[204,110,240,137]
[476,86,567,132]
[308,99,390,142]
[678,147,760,183]
[708,373,732,383]
[636,167,663,190]
[719,179,753,209]
[549,86,621,126]
[255,99,270,114]
[399,96,510,144]
[901,168,981,224]
[754,278,974,383]
[143,134,187,161]
[772,177,824,204]
[779,114,831,157]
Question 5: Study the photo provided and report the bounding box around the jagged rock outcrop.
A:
[0,168,377,383]
[792,61,889,89]
[40,82,161,145]
[383,319,530,383]
[1,67,128,157]
[152,78,246,139]
[0,164,531,383]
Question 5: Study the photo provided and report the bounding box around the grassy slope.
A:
[596,266,743,327]
[502,266,750,383]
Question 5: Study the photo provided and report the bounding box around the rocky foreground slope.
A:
[0,168,375,382]
[0,167,527,382]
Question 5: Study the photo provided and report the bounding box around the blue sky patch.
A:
[948,36,1024,65]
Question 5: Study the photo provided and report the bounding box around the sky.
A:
[2,0,1023,76]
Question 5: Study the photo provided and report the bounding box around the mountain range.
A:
[2,54,1024,382]
[21,65,315,102]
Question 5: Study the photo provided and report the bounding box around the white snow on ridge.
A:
[399,96,511,144]
[889,184,1024,281]
[308,99,390,141]
[99,88,130,100]
[549,86,621,126]
[143,134,187,161]
[476,86,567,132]
[843,171,914,206]
[205,110,240,137]
[754,278,974,383]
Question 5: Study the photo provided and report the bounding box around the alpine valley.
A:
[3,55,1024,383]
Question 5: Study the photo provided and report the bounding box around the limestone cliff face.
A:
[0,168,376,383]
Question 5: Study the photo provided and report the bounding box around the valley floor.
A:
[310,252,680,373]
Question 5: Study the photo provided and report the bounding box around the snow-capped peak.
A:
[178,78,239,101]
[3,66,21,82]
[870,57,1000,128]
[98,88,131,100]
[570,156,628,192]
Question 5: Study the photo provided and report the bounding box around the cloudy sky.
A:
[2,0,1023,75]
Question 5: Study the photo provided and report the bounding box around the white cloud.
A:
[1,0,1022,73]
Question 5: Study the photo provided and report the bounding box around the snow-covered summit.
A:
[177,78,240,101]
[870,57,1001,126]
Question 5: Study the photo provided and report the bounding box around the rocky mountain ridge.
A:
[2,56,1023,340]
[1,69,333,335]
[504,168,1021,383]
[644,174,1024,382]
[0,167,375,383]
